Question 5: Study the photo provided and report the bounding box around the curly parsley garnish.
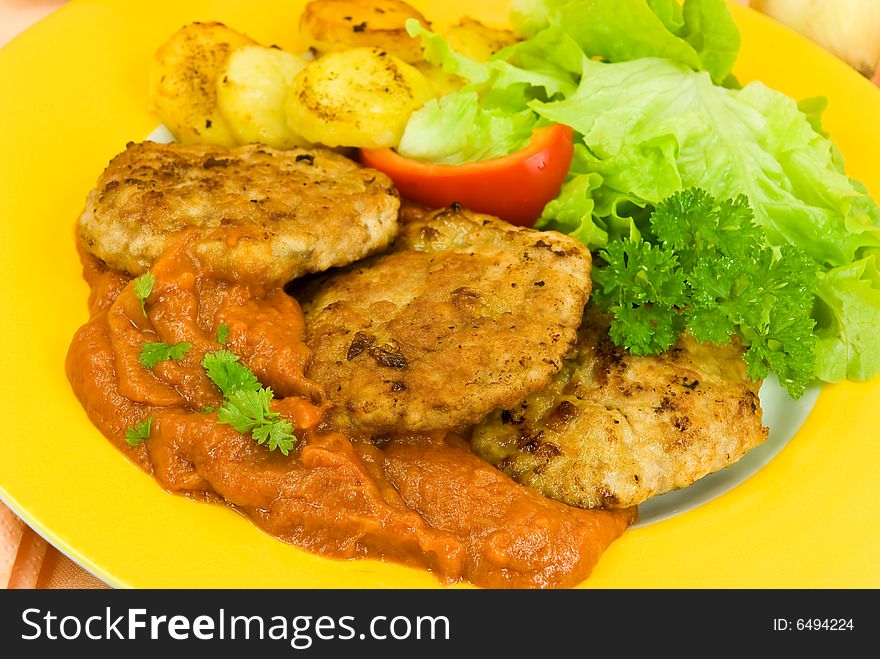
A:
[592,188,819,398]
[201,349,296,455]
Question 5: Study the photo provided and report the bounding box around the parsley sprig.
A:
[132,272,155,318]
[592,188,819,398]
[139,341,191,368]
[201,350,297,455]
[125,416,153,446]
[216,322,230,346]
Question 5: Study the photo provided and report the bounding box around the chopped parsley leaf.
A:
[138,341,191,369]
[201,349,260,396]
[125,416,154,446]
[132,272,155,318]
[216,322,230,346]
[201,350,297,455]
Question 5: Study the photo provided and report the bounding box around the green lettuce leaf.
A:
[510,0,738,84]
[494,25,586,80]
[814,256,880,382]
[531,56,880,381]
[532,58,880,264]
[408,20,576,98]
[399,0,740,163]
[399,1,880,385]
[680,0,740,85]
[398,20,575,164]
[398,90,539,163]
[510,0,570,37]
[647,0,685,35]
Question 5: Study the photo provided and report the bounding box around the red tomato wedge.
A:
[360,123,574,226]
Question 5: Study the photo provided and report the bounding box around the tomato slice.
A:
[359,123,574,227]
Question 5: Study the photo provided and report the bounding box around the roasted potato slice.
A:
[148,21,256,146]
[443,17,520,61]
[285,46,433,148]
[216,45,311,149]
[299,0,429,63]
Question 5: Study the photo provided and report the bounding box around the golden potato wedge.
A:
[148,21,256,146]
[299,0,429,63]
[216,45,311,149]
[285,46,433,148]
[442,17,520,62]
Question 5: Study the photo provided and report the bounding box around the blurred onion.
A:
[750,0,880,77]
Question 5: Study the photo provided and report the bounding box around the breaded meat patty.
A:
[469,305,769,509]
[76,141,399,285]
[298,205,593,437]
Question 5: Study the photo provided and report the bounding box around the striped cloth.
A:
[1,501,108,589]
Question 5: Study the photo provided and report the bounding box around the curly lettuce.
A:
[511,0,739,84]
[530,57,880,383]
[398,0,880,386]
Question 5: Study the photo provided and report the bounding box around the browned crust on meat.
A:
[298,206,593,437]
[470,305,769,509]
[76,141,400,285]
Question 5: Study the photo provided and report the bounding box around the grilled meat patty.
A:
[77,141,400,285]
[469,305,769,509]
[298,205,593,437]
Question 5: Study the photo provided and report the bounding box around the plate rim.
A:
[1,0,879,589]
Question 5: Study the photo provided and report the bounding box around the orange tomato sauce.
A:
[66,230,635,588]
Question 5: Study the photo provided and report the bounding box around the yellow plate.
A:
[1,0,878,589]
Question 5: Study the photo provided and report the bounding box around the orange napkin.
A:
[1,500,109,589]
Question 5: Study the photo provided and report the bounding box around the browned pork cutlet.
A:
[298,205,593,437]
[76,141,400,285]
[469,305,769,509]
